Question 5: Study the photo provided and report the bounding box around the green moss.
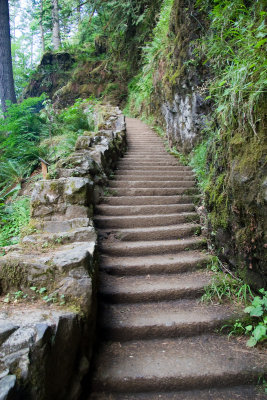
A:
[20,220,39,239]
[0,262,28,292]
[49,181,61,192]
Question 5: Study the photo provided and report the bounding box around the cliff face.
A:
[147,0,266,287]
[150,0,210,152]
[23,52,129,108]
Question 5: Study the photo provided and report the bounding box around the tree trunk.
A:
[52,0,61,50]
[40,0,45,53]
[77,0,81,24]
[0,0,17,113]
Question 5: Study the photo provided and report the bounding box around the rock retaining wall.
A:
[0,105,126,400]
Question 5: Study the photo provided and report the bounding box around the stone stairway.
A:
[85,118,266,399]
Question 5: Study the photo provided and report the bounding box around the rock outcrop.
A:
[0,105,126,400]
[149,0,266,287]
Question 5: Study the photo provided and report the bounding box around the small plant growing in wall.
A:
[244,289,267,347]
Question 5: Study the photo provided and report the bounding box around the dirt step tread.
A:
[103,188,198,196]
[100,237,206,256]
[108,181,195,189]
[98,223,199,235]
[99,300,240,339]
[91,335,266,392]
[99,270,212,301]
[100,251,210,275]
[98,223,200,241]
[94,212,199,229]
[96,204,195,216]
[115,176,195,181]
[101,195,199,206]
[88,386,266,399]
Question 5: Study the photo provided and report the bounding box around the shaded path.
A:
[84,118,266,399]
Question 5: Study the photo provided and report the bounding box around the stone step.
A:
[114,175,195,181]
[95,204,195,216]
[88,386,266,399]
[102,187,198,196]
[98,223,200,241]
[99,300,239,341]
[108,181,195,189]
[101,195,198,206]
[122,156,175,161]
[22,226,96,246]
[127,141,164,144]
[100,237,206,257]
[127,145,168,148]
[118,161,182,167]
[124,151,169,155]
[41,218,91,233]
[91,335,266,392]
[99,271,212,303]
[127,145,165,148]
[127,142,164,145]
[94,212,199,229]
[115,170,194,177]
[118,166,192,172]
[99,251,210,275]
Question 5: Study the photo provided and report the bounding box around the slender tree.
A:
[40,0,46,52]
[52,0,61,50]
[0,0,17,113]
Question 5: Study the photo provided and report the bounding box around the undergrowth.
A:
[203,256,267,347]
[124,0,174,116]
[0,195,30,247]
[0,97,96,247]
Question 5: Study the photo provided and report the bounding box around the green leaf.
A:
[246,337,257,347]
[252,325,266,341]
[255,39,267,49]
[252,296,262,306]
[250,305,263,317]
[245,325,253,332]
[30,286,37,291]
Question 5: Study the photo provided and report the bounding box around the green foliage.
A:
[57,98,93,133]
[192,0,267,231]
[202,256,253,304]
[42,99,94,163]
[244,289,267,347]
[0,196,30,247]
[196,0,266,137]
[0,97,95,247]
[0,95,47,191]
[226,289,267,348]
[4,286,66,306]
[203,256,266,347]
[167,145,189,166]
[125,0,174,116]
[189,137,210,191]
[0,97,94,194]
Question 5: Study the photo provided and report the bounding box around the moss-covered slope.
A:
[126,0,267,287]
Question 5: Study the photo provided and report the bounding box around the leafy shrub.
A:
[244,289,267,347]
[125,0,174,116]
[0,95,47,192]
[0,97,95,247]
[57,98,93,133]
[202,256,253,304]
[203,257,266,347]
[0,196,30,247]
